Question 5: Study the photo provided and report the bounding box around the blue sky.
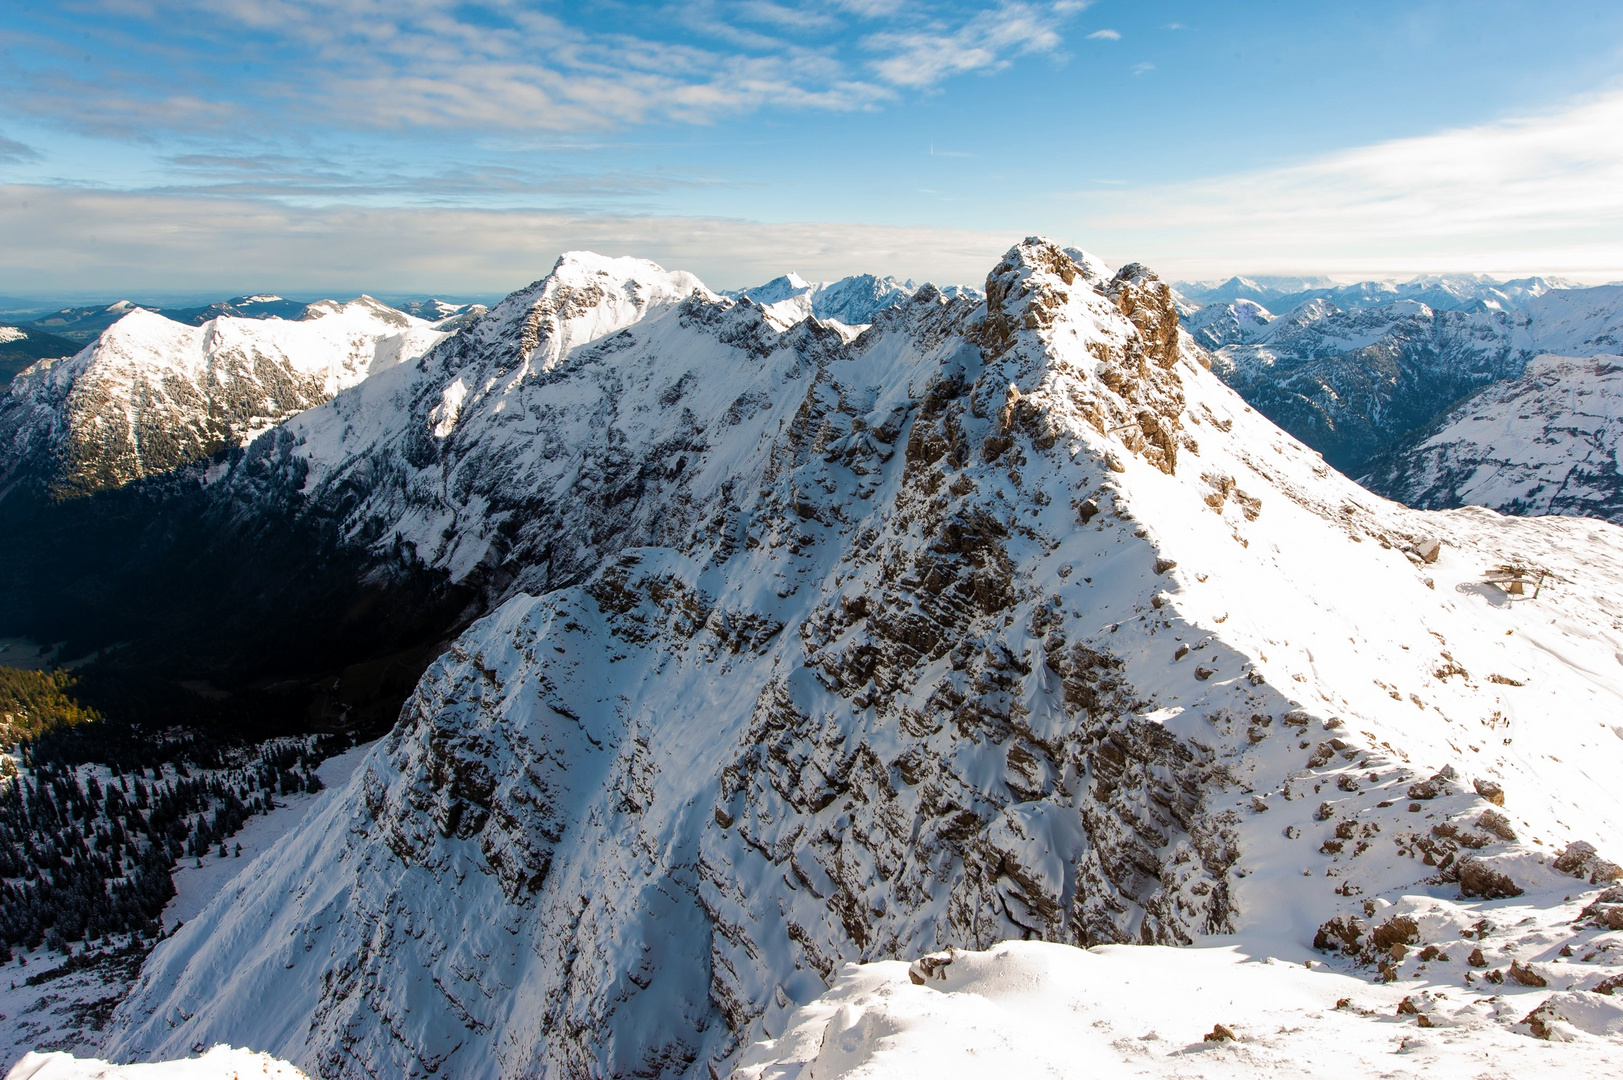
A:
[2,1,1623,296]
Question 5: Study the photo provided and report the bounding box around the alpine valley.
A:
[2,241,1622,1079]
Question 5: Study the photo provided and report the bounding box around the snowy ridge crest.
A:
[465,251,710,373]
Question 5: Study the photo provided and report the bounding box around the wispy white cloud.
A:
[0,183,1011,294]
[1085,29,1119,41]
[865,2,1074,88]
[13,1,1087,136]
[1069,88,1623,280]
[1132,62,1154,75]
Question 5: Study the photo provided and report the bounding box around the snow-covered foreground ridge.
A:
[738,941,1623,1079]
[0,297,444,498]
[6,1045,307,1079]
[97,240,1623,1077]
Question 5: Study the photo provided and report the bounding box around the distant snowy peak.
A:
[465,250,710,372]
[174,295,310,325]
[0,301,445,498]
[301,294,412,328]
[391,298,490,329]
[1183,297,1275,348]
[728,271,982,329]
[730,272,814,307]
[1178,272,1589,318]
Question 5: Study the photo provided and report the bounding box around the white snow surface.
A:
[736,940,1623,1079]
[0,297,444,495]
[161,743,375,932]
[5,1045,307,1080]
[91,240,1623,1077]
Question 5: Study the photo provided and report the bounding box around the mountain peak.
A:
[469,250,711,371]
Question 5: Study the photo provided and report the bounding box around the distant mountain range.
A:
[726,272,981,327]
[1174,272,1587,316]
[1171,276,1623,522]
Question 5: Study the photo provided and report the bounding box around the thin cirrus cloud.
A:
[9,1,1088,136]
[1085,29,1120,40]
[863,2,1075,88]
[0,134,41,164]
[1079,88,1623,278]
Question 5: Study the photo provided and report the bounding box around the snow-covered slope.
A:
[1366,353,1623,522]
[98,240,1623,1078]
[6,1046,307,1079]
[1183,297,1274,348]
[0,298,445,498]
[738,940,1623,1079]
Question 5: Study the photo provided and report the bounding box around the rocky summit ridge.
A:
[90,239,1623,1078]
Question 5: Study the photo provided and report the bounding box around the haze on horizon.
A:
[2,0,1622,296]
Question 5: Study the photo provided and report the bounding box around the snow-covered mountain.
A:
[390,298,491,329]
[83,241,1623,1078]
[162,295,310,325]
[1182,297,1275,349]
[0,297,445,499]
[729,272,981,329]
[1175,273,1333,306]
[1366,352,1623,523]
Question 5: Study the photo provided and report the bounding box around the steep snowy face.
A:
[1512,283,1623,356]
[107,240,1623,1079]
[0,302,445,499]
[1366,353,1623,523]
